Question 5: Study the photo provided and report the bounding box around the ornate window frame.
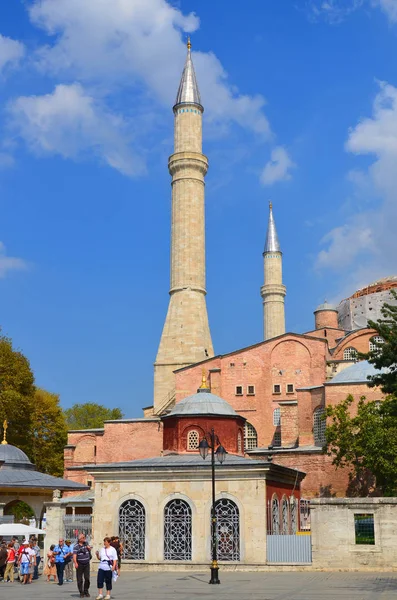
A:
[313,406,326,446]
[187,429,199,451]
[244,422,258,450]
[163,498,192,561]
[343,346,358,361]
[118,498,146,560]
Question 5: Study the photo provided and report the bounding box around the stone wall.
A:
[311,498,397,570]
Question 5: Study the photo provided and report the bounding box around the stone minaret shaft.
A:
[261,202,286,340]
[153,39,214,412]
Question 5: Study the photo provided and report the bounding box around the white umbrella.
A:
[0,523,46,537]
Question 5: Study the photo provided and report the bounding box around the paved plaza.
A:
[3,571,397,600]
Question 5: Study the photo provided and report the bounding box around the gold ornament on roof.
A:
[1,419,8,445]
[269,200,273,210]
[187,35,191,50]
[199,369,208,389]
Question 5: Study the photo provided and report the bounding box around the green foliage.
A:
[364,289,397,395]
[64,403,124,430]
[31,388,68,477]
[4,500,34,523]
[325,394,397,496]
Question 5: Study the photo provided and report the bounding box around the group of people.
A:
[44,534,123,600]
[0,536,41,584]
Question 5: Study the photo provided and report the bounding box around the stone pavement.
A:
[3,571,397,600]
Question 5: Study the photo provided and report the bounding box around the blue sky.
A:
[0,0,396,416]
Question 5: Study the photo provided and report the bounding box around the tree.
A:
[31,388,68,477]
[64,403,124,430]
[364,289,397,395]
[325,394,397,496]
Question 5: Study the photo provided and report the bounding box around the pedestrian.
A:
[95,537,117,600]
[12,537,19,552]
[31,537,41,580]
[110,536,123,575]
[53,537,71,586]
[73,533,92,598]
[43,544,57,583]
[18,540,35,585]
[28,540,36,584]
[64,539,74,582]
[3,541,16,583]
[0,541,7,580]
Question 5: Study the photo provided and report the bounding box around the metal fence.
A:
[63,515,92,544]
[266,496,312,564]
[0,515,14,524]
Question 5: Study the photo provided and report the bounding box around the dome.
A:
[329,360,389,384]
[314,301,337,313]
[0,443,32,466]
[167,391,238,418]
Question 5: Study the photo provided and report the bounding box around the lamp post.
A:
[198,428,226,585]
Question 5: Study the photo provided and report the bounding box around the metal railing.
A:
[63,515,92,544]
[0,515,14,524]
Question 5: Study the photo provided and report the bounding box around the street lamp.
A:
[198,428,227,585]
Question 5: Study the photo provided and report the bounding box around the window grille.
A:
[286,383,294,393]
[354,513,375,545]
[281,496,289,534]
[164,499,192,560]
[271,496,280,534]
[273,408,281,426]
[273,384,281,394]
[237,431,242,453]
[187,430,199,451]
[119,499,145,560]
[313,407,326,446]
[343,346,358,361]
[273,430,281,447]
[247,385,255,395]
[244,422,258,450]
[369,336,384,352]
[290,497,297,533]
[235,385,243,395]
[214,499,240,561]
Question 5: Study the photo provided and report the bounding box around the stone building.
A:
[64,40,393,503]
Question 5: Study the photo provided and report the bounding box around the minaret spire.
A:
[261,201,286,340]
[154,40,213,414]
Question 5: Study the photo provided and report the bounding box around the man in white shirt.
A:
[18,540,35,585]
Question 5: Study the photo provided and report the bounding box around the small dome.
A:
[167,391,238,418]
[314,301,337,313]
[0,443,32,465]
[329,360,389,384]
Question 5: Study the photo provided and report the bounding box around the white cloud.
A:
[0,242,27,278]
[317,81,397,280]
[374,0,397,22]
[305,0,364,24]
[8,83,144,176]
[28,0,270,136]
[260,146,295,186]
[0,34,24,74]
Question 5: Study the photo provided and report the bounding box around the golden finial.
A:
[269,200,273,210]
[199,368,207,389]
[187,35,191,50]
[1,419,8,445]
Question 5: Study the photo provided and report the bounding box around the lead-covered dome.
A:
[0,443,32,467]
[167,391,238,418]
[329,360,389,384]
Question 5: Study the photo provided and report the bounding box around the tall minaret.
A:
[261,202,286,340]
[153,38,214,413]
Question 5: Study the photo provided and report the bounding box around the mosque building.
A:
[61,40,395,563]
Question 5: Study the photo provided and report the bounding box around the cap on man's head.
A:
[22,539,29,545]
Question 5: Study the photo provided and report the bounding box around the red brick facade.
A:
[162,415,245,454]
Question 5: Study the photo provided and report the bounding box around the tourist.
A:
[18,540,35,585]
[28,540,36,583]
[73,533,92,598]
[12,537,19,552]
[95,537,117,600]
[110,536,123,574]
[31,537,41,580]
[43,544,57,583]
[53,537,71,586]
[0,541,8,580]
[64,539,74,582]
[3,541,16,583]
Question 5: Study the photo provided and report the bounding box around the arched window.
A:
[214,499,240,561]
[281,496,289,534]
[343,346,358,361]
[119,499,145,560]
[187,430,199,451]
[273,408,281,426]
[271,495,280,534]
[290,496,297,533]
[369,336,384,352]
[164,499,192,561]
[237,430,242,453]
[313,407,326,446]
[244,422,258,450]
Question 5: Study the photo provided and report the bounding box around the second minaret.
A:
[261,202,286,339]
[154,39,214,413]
